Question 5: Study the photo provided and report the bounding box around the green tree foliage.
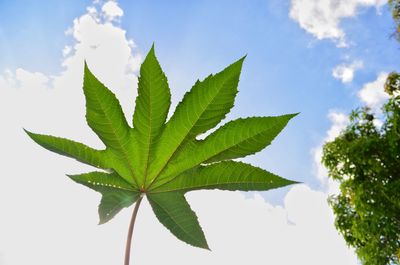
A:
[389,0,400,41]
[322,2,400,264]
[25,46,297,264]
[322,75,400,264]
[386,72,400,95]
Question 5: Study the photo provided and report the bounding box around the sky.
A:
[0,0,399,264]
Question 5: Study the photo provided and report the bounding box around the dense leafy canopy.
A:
[322,78,400,264]
[26,45,296,249]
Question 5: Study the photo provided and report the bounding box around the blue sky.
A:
[0,0,398,264]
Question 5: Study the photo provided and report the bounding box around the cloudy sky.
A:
[0,0,399,264]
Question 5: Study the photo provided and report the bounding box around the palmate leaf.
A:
[26,45,298,253]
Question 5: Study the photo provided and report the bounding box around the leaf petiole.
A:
[124,194,144,265]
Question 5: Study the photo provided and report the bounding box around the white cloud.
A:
[102,1,124,21]
[332,60,363,83]
[62,45,72,57]
[289,0,386,47]
[357,72,389,112]
[0,1,358,264]
[61,1,141,94]
[311,111,349,194]
[0,68,49,91]
[16,68,50,89]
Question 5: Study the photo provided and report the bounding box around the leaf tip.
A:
[142,43,159,67]
[204,244,211,251]
[195,234,210,250]
[83,60,89,72]
[23,128,31,136]
[147,43,156,58]
[195,239,211,250]
[286,179,302,185]
[235,55,246,68]
[98,219,107,225]
[23,128,39,142]
[83,60,95,81]
[98,209,113,225]
[66,173,84,185]
[284,112,300,121]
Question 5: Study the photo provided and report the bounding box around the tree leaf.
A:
[147,191,209,249]
[132,45,171,187]
[146,57,245,187]
[27,45,298,254]
[24,130,108,169]
[153,161,297,193]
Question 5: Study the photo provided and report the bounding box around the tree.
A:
[26,46,297,265]
[322,73,400,264]
[322,2,400,263]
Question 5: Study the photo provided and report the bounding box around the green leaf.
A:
[27,47,298,254]
[153,161,297,193]
[147,191,209,249]
[152,114,296,189]
[83,63,138,186]
[24,130,107,169]
[132,46,171,186]
[147,57,245,187]
[68,171,139,224]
